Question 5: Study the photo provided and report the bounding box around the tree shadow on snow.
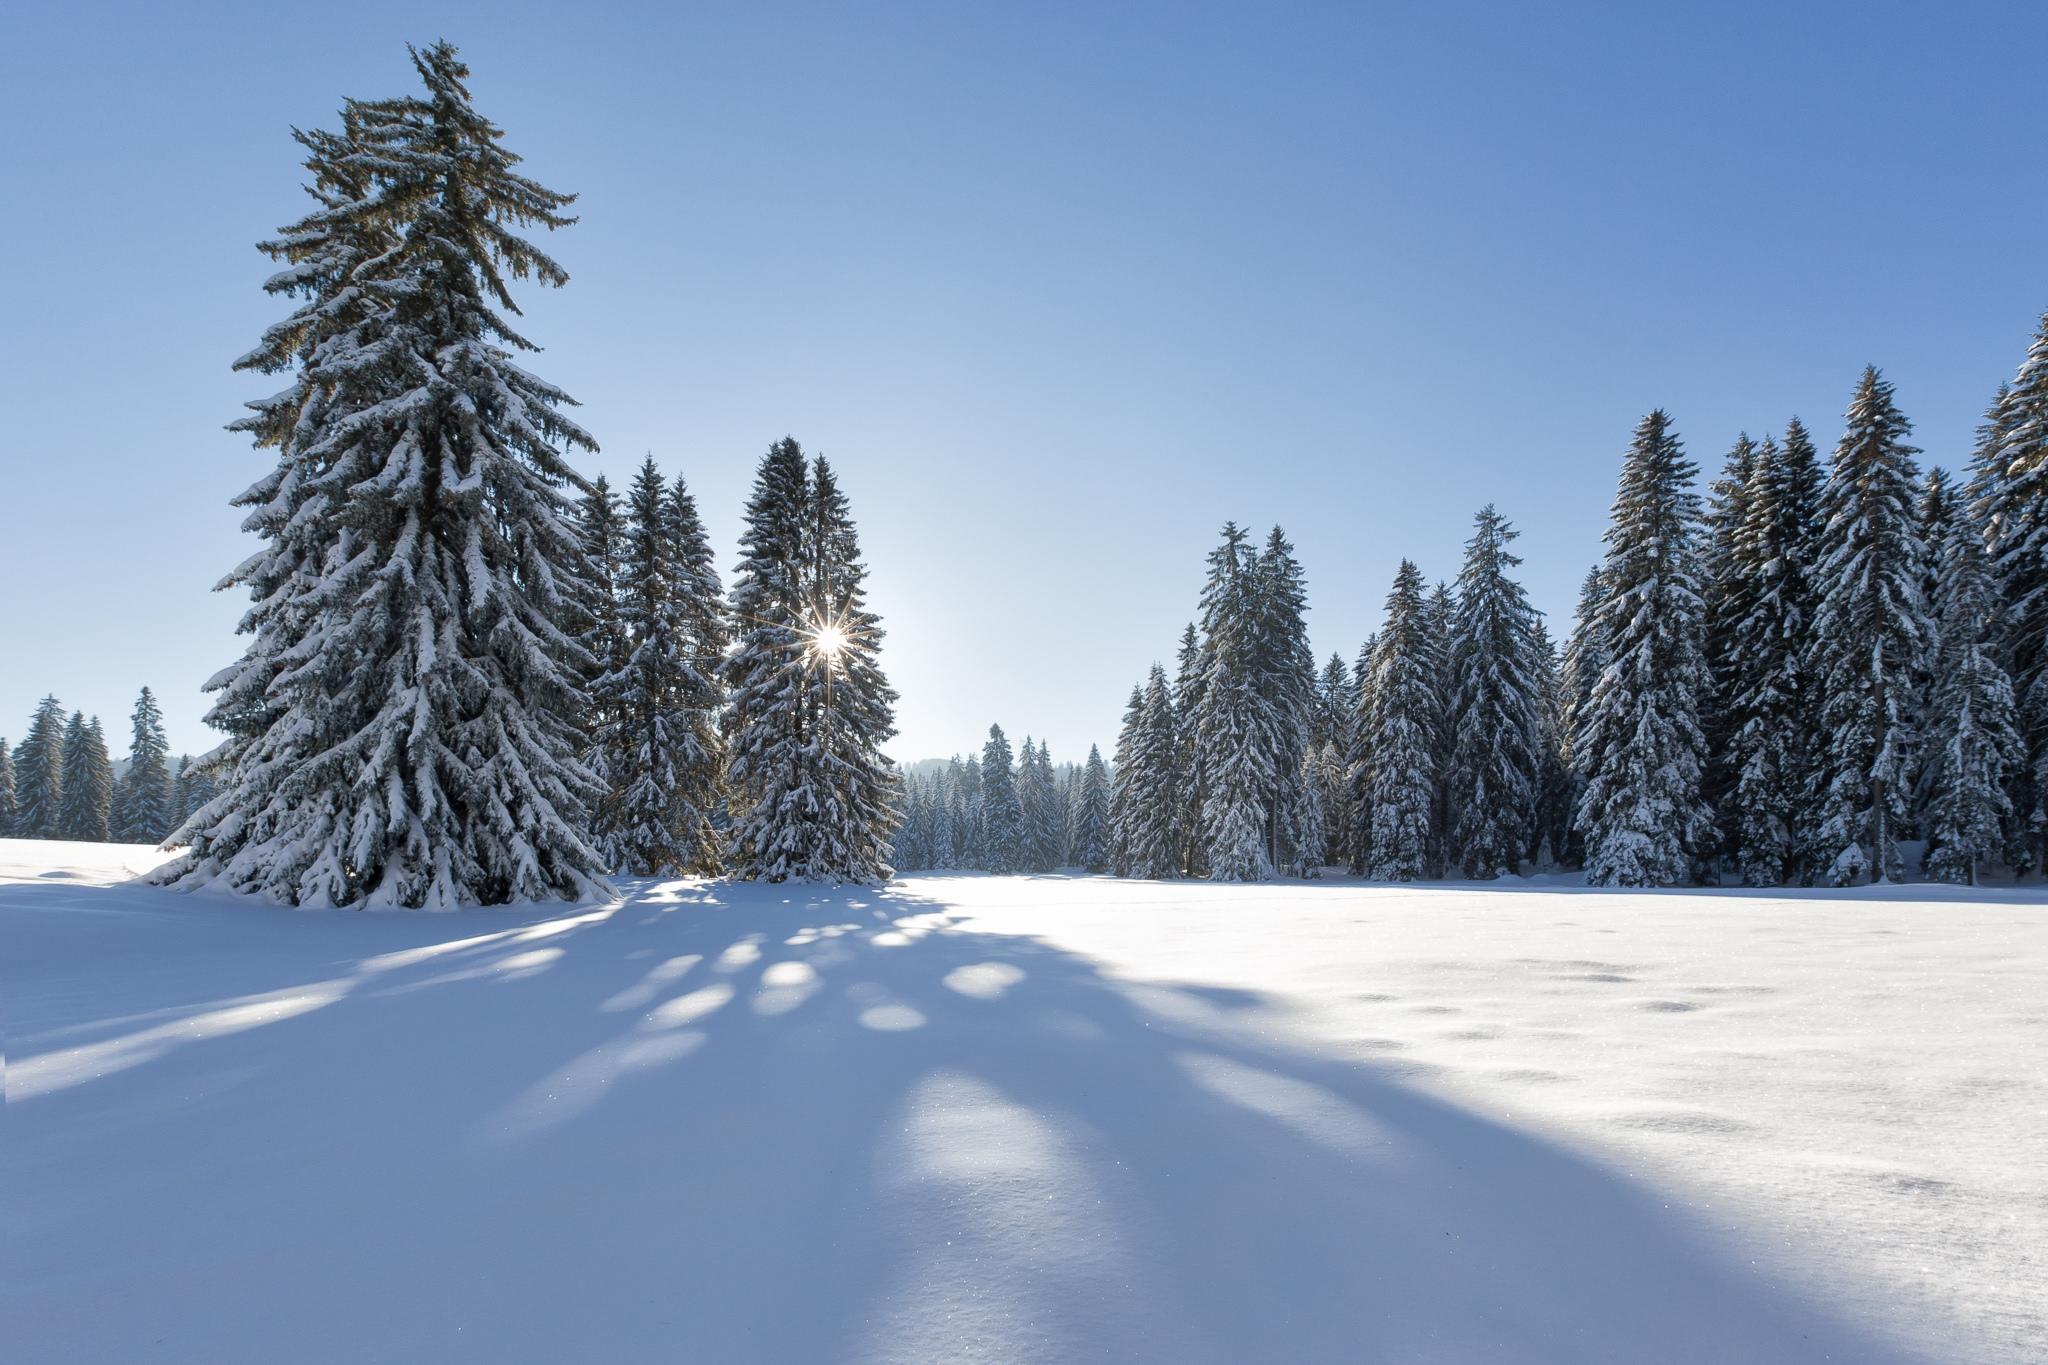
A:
[1,873,1954,1365]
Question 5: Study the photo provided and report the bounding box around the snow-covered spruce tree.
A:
[1345,633,1379,872]
[1720,428,1823,885]
[1129,665,1185,878]
[725,444,900,882]
[1312,653,1355,866]
[666,470,729,866]
[57,714,113,843]
[1574,410,1714,887]
[1107,684,1144,875]
[1809,368,1927,885]
[1286,748,1326,877]
[1172,621,1208,878]
[1528,620,1571,866]
[1363,561,1441,881]
[174,756,220,824]
[1445,506,1546,878]
[1423,583,1458,876]
[1254,527,1317,875]
[163,43,608,906]
[1981,314,2048,872]
[1557,566,1606,867]
[574,474,630,866]
[1021,738,1062,873]
[114,687,176,844]
[1921,513,2021,884]
[1192,525,1275,880]
[1700,434,1758,858]
[0,739,14,837]
[799,456,900,880]
[609,458,701,876]
[12,696,66,840]
[1074,743,1112,872]
[977,725,1023,872]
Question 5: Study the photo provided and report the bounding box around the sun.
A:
[808,621,850,659]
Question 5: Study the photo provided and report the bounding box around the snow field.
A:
[3,840,2043,1363]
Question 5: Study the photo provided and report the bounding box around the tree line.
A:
[1,688,213,844]
[891,730,1113,873]
[1105,348,2048,888]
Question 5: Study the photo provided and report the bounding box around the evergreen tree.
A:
[1172,621,1208,877]
[1019,738,1062,873]
[1574,410,1713,886]
[12,696,66,840]
[1557,566,1606,867]
[1982,313,2048,872]
[1922,514,2021,884]
[58,713,113,843]
[668,469,729,854]
[1129,666,1183,878]
[574,475,631,866]
[1445,506,1546,878]
[1285,749,1326,877]
[1529,620,1571,866]
[726,443,899,882]
[1193,525,1274,881]
[114,687,176,844]
[1312,653,1354,866]
[610,457,704,876]
[0,739,14,838]
[1423,583,1458,875]
[1107,685,1144,876]
[1346,634,1379,872]
[978,725,1024,872]
[1721,426,1824,885]
[1362,561,1440,881]
[1254,527,1317,874]
[1810,368,1927,885]
[1074,743,1112,872]
[165,43,607,906]
[1700,434,1759,864]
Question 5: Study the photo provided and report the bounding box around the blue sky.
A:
[4,1,2045,765]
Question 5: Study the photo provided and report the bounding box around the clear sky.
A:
[4,1,2046,766]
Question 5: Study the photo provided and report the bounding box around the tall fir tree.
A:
[1361,561,1441,881]
[1700,434,1759,861]
[1921,513,2021,884]
[1423,583,1458,876]
[1981,313,2048,872]
[667,469,729,863]
[1574,410,1714,886]
[1810,368,1927,885]
[58,713,113,843]
[1720,426,1823,885]
[725,442,899,882]
[0,738,14,838]
[1019,738,1062,873]
[1074,743,1112,873]
[1129,665,1184,878]
[13,696,66,840]
[1445,506,1546,878]
[610,457,703,875]
[1254,527,1317,875]
[165,42,608,906]
[1171,621,1208,878]
[1193,525,1275,881]
[978,725,1024,873]
[1107,684,1144,876]
[574,474,631,866]
[114,687,176,844]
[1346,634,1379,872]
[1557,566,1606,867]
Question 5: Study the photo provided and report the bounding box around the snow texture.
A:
[4,838,2043,1364]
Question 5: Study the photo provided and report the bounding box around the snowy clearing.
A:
[3,839,2043,1364]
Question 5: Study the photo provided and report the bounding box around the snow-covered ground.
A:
[4,839,2043,1364]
